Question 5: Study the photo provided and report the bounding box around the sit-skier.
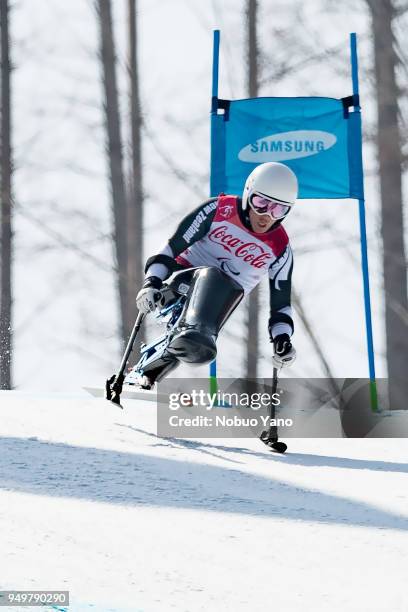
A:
[135,162,297,388]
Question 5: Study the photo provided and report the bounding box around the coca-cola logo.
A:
[208,225,272,269]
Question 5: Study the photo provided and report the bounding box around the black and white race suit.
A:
[144,194,294,340]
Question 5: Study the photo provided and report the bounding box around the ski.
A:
[84,385,159,403]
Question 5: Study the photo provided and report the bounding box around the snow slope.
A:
[1,391,407,612]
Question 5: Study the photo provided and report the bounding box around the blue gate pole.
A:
[209,30,220,394]
[210,30,220,196]
[350,32,378,410]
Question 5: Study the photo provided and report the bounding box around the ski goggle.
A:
[249,194,291,219]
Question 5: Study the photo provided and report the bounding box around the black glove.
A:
[273,333,292,356]
[272,333,296,368]
[142,276,162,290]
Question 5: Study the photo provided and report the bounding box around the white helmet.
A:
[242,162,298,211]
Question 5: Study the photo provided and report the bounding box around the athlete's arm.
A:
[268,244,294,339]
[144,198,218,282]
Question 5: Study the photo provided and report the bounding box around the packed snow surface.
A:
[1,391,407,612]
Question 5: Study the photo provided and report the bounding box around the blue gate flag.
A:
[211,96,363,200]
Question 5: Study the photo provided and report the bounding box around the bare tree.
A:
[127,0,144,339]
[96,0,129,345]
[0,0,13,389]
[245,0,259,380]
[367,0,408,409]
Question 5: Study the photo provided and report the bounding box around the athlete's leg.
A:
[167,267,244,364]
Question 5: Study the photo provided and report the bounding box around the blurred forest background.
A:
[0,0,407,408]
